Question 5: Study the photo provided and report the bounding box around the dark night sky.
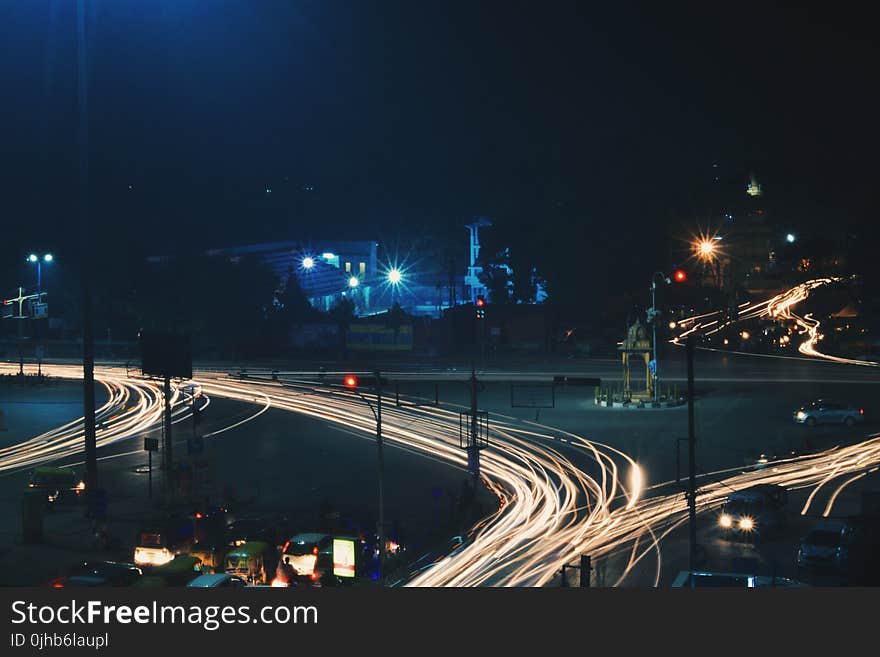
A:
[1,1,877,304]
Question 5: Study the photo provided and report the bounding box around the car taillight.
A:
[310,572,319,581]
[860,409,864,415]
[52,581,64,589]
[281,541,290,553]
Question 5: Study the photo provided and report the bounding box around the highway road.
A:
[1,279,878,586]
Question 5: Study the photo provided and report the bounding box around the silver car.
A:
[796,520,857,571]
[793,400,865,427]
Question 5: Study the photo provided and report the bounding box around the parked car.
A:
[187,573,248,588]
[797,517,880,583]
[796,519,857,572]
[47,561,142,588]
[717,484,788,539]
[793,400,865,427]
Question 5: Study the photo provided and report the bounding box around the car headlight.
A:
[739,517,755,531]
[719,514,733,528]
[796,411,806,420]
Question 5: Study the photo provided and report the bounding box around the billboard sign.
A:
[139,330,193,379]
[346,324,413,352]
[332,537,356,578]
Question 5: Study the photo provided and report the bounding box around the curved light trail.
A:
[673,277,878,367]
[4,346,880,587]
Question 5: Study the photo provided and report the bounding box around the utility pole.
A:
[469,365,480,487]
[77,0,98,493]
[375,370,385,586]
[82,273,98,491]
[686,335,698,570]
[163,375,173,498]
[651,279,658,403]
[580,555,591,587]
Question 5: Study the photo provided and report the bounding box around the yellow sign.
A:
[333,538,356,578]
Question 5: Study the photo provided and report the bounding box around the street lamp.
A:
[386,267,403,306]
[697,240,716,259]
[348,276,360,288]
[692,233,723,288]
[649,272,671,405]
[786,233,796,244]
[302,256,315,269]
[27,253,53,292]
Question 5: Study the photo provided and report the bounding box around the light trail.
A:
[671,277,878,367]
[5,358,880,587]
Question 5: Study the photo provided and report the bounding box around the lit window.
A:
[345,262,351,273]
[359,262,366,275]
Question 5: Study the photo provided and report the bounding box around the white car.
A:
[279,533,331,581]
[187,573,248,588]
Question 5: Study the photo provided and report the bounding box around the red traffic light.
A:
[476,296,485,308]
[344,375,358,388]
[673,269,687,283]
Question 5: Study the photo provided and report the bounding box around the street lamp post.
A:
[27,253,53,294]
[387,267,402,307]
[26,254,53,382]
[650,272,671,404]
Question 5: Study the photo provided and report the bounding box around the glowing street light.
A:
[697,240,716,260]
[26,252,53,291]
[348,276,360,288]
[387,268,402,285]
[786,233,796,244]
[302,256,315,269]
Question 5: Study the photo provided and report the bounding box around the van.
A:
[717,484,788,539]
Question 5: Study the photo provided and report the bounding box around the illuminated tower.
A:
[746,173,762,198]
[464,217,492,304]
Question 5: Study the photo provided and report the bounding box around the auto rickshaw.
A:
[224,541,275,585]
[133,555,203,587]
[189,543,227,574]
[27,466,85,506]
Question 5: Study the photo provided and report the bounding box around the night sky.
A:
[2,1,877,306]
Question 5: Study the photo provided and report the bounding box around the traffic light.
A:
[475,295,486,319]
[673,269,687,283]
[344,375,359,388]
